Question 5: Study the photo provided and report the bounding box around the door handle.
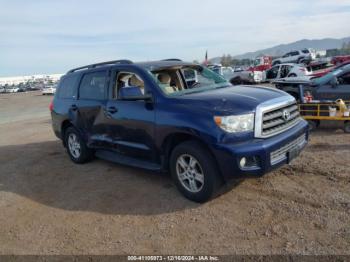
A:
[107,106,118,114]
[70,104,78,111]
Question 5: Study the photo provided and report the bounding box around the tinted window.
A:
[302,49,309,54]
[291,51,299,56]
[57,74,79,99]
[79,71,107,100]
[267,66,279,79]
[280,65,292,78]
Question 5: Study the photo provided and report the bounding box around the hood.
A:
[175,85,290,114]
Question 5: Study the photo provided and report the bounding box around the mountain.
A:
[210,36,350,62]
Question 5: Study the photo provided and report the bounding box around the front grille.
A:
[261,102,300,137]
[270,134,306,165]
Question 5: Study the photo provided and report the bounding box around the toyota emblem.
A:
[282,110,291,122]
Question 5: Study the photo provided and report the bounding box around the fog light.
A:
[240,157,247,168]
[239,156,260,170]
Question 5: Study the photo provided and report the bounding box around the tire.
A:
[169,140,222,203]
[64,126,94,164]
[344,121,350,133]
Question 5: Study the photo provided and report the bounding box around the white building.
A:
[0,73,63,86]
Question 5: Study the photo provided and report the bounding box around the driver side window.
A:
[267,66,279,79]
[114,72,145,99]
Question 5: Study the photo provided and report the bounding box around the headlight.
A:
[214,113,254,133]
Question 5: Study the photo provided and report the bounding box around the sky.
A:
[0,0,350,76]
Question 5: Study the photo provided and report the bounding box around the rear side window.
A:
[57,74,80,99]
[291,51,299,56]
[302,49,310,54]
[79,71,107,100]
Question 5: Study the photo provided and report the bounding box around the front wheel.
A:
[64,126,94,164]
[170,141,222,203]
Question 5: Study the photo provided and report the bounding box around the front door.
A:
[104,68,156,161]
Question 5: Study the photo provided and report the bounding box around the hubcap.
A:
[176,154,204,193]
[68,133,81,159]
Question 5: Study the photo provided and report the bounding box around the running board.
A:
[95,150,162,171]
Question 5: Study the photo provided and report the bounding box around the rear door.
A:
[75,69,110,148]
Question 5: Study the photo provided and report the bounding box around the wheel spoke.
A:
[178,156,188,169]
[189,179,198,191]
[189,157,198,168]
[194,173,204,184]
[178,171,188,181]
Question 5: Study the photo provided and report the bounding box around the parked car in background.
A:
[331,55,350,66]
[5,86,20,93]
[0,87,5,93]
[42,85,57,95]
[272,49,316,66]
[274,63,350,101]
[51,59,308,202]
[305,61,334,78]
[265,63,312,82]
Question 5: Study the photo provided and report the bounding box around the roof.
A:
[134,60,194,70]
[67,59,196,74]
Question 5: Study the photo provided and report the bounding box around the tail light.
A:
[49,100,54,112]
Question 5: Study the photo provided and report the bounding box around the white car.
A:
[42,86,56,95]
[6,87,20,93]
[272,49,316,66]
[265,63,312,82]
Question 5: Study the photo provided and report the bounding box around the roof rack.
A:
[67,59,133,73]
[162,58,183,62]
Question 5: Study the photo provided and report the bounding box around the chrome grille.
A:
[270,134,307,165]
[261,102,300,137]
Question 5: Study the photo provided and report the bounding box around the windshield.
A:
[254,58,261,66]
[150,65,230,97]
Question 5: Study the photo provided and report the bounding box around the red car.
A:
[331,55,350,66]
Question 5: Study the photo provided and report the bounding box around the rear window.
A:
[79,71,107,100]
[57,74,80,99]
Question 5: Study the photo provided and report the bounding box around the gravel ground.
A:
[0,91,349,255]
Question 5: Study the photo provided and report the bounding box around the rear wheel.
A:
[170,141,222,203]
[64,126,94,163]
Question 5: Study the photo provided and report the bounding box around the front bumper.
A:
[211,119,309,180]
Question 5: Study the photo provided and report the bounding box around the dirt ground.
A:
[0,91,349,255]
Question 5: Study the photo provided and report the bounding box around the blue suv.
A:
[51,59,308,202]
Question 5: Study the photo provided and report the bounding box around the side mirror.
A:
[329,77,339,88]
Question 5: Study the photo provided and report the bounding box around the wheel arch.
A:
[161,132,224,180]
[61,120,74,147]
